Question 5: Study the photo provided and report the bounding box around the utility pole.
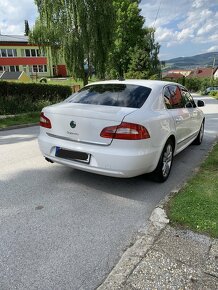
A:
[211,56,216,85]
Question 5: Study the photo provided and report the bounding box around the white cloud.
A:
[177,28,194,42]
[0,0,217,59]
[207,46,218,53]
[0,0,37,35]
[192,0,205,9]
[197,23,215,36]
[140,0,218,56]
[140,0,190,28]
[155,27,174,43]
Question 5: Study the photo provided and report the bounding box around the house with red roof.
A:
[189,67,218,79]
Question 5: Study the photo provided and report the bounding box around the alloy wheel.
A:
[162,143,173,178]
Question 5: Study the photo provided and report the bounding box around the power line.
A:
[153,0,162,29]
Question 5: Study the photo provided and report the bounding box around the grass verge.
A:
[209,92,218,100]
[0,112,39,129]
[167,142,218,238]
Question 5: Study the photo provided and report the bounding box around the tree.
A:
[24,20,30,36]
[107,0,144,78]
[107,0,160,79]
[31,0,115,85]
[126,28,161,79]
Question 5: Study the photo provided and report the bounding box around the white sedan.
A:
[38,80,205,182]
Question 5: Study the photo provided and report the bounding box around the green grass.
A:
[0,112,40,129]
[168,142,218,237]
[47,77,83,87]
[209,91,218,100]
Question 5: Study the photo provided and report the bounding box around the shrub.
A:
[162,77,218,93]
[209,91,218,97]
[0,81,72,114]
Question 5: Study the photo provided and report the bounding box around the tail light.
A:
[40,112,52,129]
[100,122,150,140]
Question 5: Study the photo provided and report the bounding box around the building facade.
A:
[0,35,67,78]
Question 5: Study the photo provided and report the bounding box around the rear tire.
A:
[193,121,204,145]
[152,139,174,182]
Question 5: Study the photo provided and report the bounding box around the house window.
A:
[24,49,42,57]
[10,66,19,72]
[0,49,18,57]
[33,65,38,72]
[7,49,13,57]
[31,49,36,57]
[1,49,7,57]
[38,65,43,72]
[1,66,19,72]
[30,65,47,73]
[25,49,31,57]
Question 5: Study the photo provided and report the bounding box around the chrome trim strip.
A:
[47,132,110,146]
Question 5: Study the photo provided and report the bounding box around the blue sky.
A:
[0,0,218,61]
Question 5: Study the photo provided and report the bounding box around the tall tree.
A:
[126,28,161,79]
[31,0,115,85]
[107,0,160,79]
[107,0,144,78]
[24,20,30,36]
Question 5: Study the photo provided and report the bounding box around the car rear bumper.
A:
[38,133,161,178]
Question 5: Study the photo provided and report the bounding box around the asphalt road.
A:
[0,96,218,290]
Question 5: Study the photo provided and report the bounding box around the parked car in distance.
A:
[205,86,218,95]
[38,80,205,182]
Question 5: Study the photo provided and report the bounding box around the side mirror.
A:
[197,100,205,107]
[185,102,193,108]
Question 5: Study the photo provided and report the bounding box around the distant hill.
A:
[164,52,218,70]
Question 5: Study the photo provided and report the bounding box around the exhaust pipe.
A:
[45,157,54,163]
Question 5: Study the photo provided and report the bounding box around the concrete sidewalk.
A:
[98,208,218,289]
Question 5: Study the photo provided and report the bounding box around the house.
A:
[0,71,31,82]
[0,34,67,78]
[213,68,218,79]
[189,67,218,79]
[163,72,184,80]
[166,69,192,77]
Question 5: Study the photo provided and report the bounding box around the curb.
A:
[97,208,169,290]
[0,123,39,132]
[97,139,218,290]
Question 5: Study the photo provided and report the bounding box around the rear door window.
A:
[68,84,151,108]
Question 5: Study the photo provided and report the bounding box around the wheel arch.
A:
[167,135,176,153]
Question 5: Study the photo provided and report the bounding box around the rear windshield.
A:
[67,84,151,108]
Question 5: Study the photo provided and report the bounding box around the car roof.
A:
[85,79,179,90]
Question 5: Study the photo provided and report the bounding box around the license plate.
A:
[55,147,90,164]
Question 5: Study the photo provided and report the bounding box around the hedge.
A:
[0,81,72,114]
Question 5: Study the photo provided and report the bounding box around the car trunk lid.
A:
[43,103,137,145]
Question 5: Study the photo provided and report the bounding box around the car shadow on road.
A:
[45,140,213,201]
[1,138,213,206]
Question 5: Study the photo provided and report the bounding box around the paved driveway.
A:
[0,96,217,290]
